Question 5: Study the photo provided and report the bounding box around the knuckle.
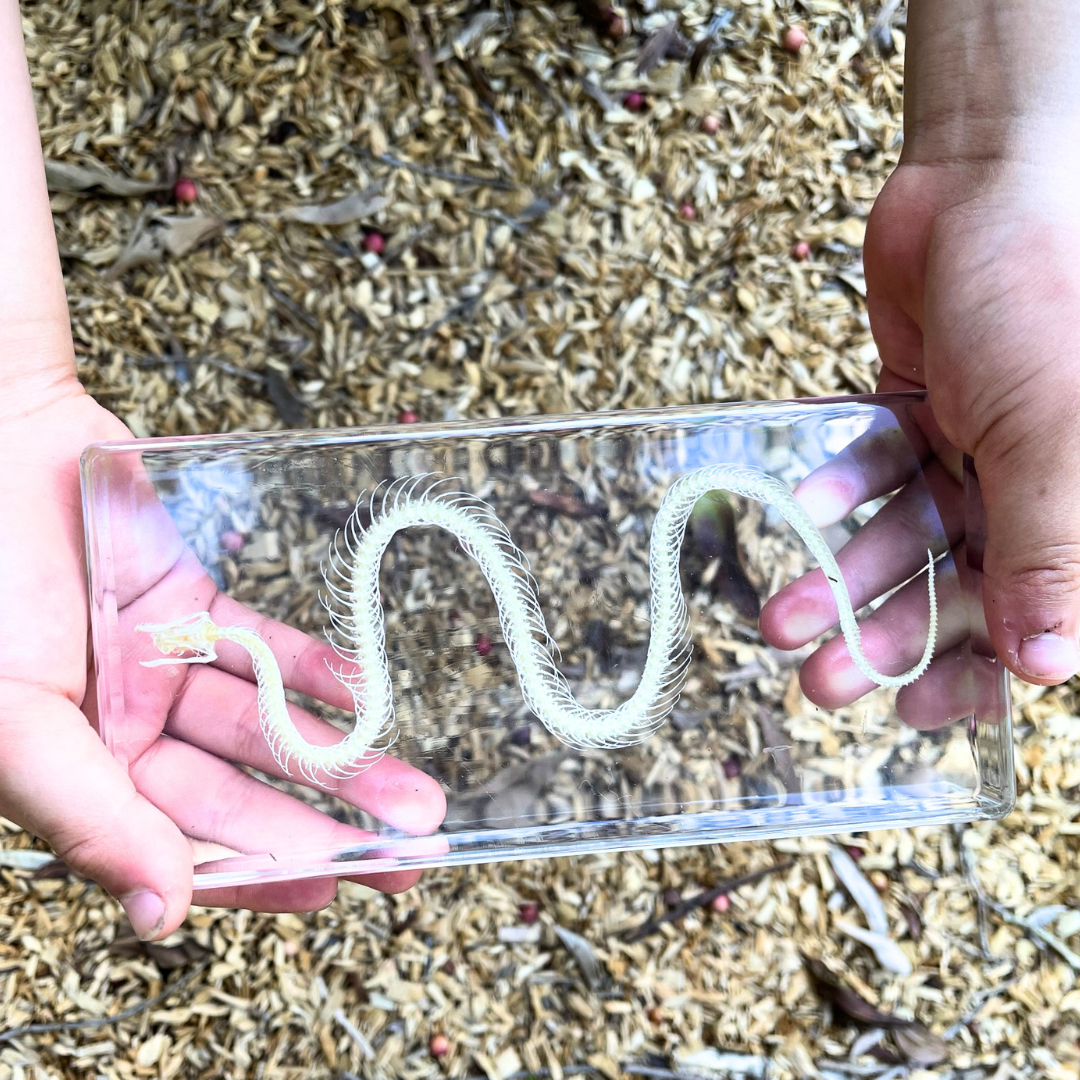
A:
[990,544,1080,603]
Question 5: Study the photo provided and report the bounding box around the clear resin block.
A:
[81,391,1013,889]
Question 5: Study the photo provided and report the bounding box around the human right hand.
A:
[761,0,1080,704]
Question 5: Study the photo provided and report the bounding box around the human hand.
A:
[761,0,1080,704]
[0,0,443,941]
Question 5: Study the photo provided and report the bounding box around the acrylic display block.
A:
[81,391,1014,889]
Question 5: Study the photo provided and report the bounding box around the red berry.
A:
[475,634,493,657]
[781,25,807,52]
[710,893,730,913]
[624,91,647,112]
[397,408,418,424]
[363,231,386,255]
[429,1034,450,1058]
[678,203,696,221]
[605,15,626,40]
[173,177,198,203]
[846,845,863,861]
[701,114,720,135]
[519,901,539,924]
[791,239,811,261]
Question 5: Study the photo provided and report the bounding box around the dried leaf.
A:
[635,20,690,77]
[405,18,436,85]
[829,844,888,935]
[552,924,606,991]
[0,849,57,870]
[263,366,309,428]
[104,213,225,280]
[44,160,164,197]
[893,1024,949,1067]
[442,751,569,832]
[283,182,388,226]
[31,858,80,880]
[527,489,605,518]
[687,492,759,620]
[263,30,308,55]
[673,1048,768,1078]
[802,956,909,1027]
[688,37,713,82]
[578,77,618,114]
[433,10,501,63]
[144,938,211,971]
[837,922,913,976]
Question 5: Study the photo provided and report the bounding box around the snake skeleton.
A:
[137,466,938,785]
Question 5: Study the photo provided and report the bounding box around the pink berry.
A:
[624,91,647,112]
[846,845,863,861]
[220,530,245,552]
[363,231,386,255]
[429,1034,450,1058]
[173,177,198,203]
[701,114,720,135]
[791,239,811,261]
[679,203,696,221]
[781,25,807,52]
[710,893,730,913]
[475,634,493,657]
[722,754,742,780]
[519,901,539,924]
[397,408,418,424]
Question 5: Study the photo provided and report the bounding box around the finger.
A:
[760,459,962,650]
[163,663,446,835]
[121,551,357,714]
[893,646,1010,731]
[191,876,339,914]
[0,0,75,388]
[975,423,1080,685]
[791,412,927,530]
[797,552,964,709]
[0,681,192,940]
[130,735,425,895]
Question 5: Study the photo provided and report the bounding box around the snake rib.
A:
[137,465,938,785]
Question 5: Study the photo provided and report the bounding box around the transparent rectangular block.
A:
[81,391,1014,889]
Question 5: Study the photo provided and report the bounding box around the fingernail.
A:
[794,477,853,529]
[1018,632,1080,683]
[121,889,166,941]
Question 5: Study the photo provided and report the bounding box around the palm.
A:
[1,388,446,925]
[760,159,1080,712]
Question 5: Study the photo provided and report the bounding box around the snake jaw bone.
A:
[135,611,220,667]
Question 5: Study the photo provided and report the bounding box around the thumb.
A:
[0,682,193,939]
[976,424,1080,685]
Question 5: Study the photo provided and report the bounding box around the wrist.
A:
[903,0,1080,169]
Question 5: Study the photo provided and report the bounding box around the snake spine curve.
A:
[137,466,938,785]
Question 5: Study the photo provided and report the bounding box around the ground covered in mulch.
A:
[1,1,1078,1078]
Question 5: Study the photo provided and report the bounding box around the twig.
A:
[349,147,514,191]
[958,829,992,957]
[942,975,1021,1040]
[624,860,794,942]
[262,274,321,335]
[130,353,266,385]
[0,958,211,1046]
[983,898,1080,971]
[624,1061,768,1080]
[457,1068,601,1080]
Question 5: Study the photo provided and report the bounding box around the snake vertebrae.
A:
[137,466,937,786]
